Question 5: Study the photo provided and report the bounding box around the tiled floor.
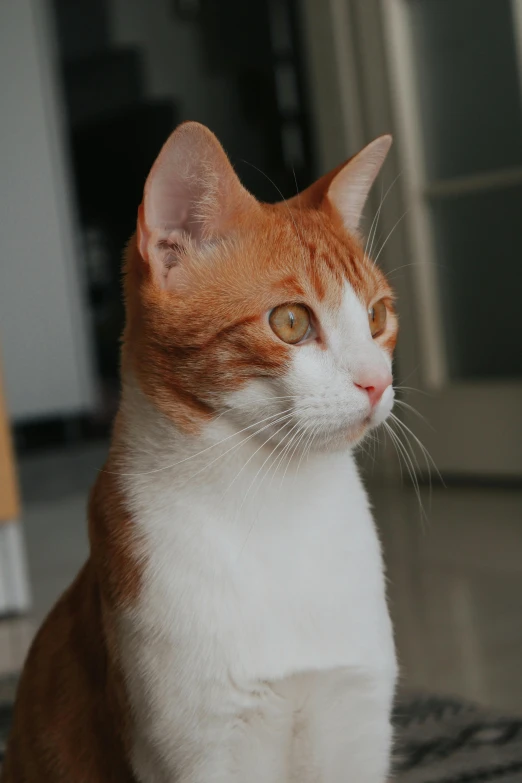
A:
[1,443,522,715]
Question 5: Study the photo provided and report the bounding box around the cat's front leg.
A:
[291,668,395,783]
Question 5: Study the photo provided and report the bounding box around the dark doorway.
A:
[51,0,315,431]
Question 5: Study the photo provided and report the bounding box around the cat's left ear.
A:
[137,122,258,288]
[291,136,392,234]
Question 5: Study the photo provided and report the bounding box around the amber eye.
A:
[368,299,387,338]
[269,303,311,344]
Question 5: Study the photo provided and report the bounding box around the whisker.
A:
[295,422,316,477]
[390,412,443,486]
[235,423,297,559]
[394,399,433,428]
[389,415,431,520]
[383,421,404,484]
[364,179,384,261]
[102,407,294,477]
[386,260,449,279]
[366,172,402,263]
[389,415,423,477]
[245,422,302,511]
[189,411,295,488]
[235,419,308,553]
[385,421,420,499]
[306,422,322,463]
[373,209,410,267]
[394,384,431,398]
[261,421,301,492]
[236,418,295,502]
[286,425,311,484]
[385,419,428,525]
[223,412,299,494]
[268,421,303,489]
[279,424,307,488]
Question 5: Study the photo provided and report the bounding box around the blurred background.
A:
[1,0,522,742]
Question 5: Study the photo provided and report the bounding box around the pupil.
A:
[289,311,295,328]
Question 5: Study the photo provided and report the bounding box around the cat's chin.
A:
[314,407,395,452]
[308,419,372,454]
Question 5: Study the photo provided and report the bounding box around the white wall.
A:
[0,0,95,421]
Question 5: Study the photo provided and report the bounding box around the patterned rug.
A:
[392,694,522,782]
[0,676,521,781]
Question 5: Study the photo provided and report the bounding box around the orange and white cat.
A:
[3,122,398,783]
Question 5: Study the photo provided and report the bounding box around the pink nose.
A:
[355,371,392,408]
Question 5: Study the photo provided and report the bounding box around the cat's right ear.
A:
[137,122,258,288]
[287,136,392,236]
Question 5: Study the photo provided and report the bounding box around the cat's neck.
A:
[112,375,358,500]
[101,376,370,566]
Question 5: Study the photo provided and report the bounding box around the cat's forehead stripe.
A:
[272,209,385,310]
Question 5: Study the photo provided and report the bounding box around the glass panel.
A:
[408,0,522,181]
[431,186,522,380]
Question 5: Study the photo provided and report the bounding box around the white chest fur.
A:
[117,400,396,782]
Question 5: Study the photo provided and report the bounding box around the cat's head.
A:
[123,122,397,451]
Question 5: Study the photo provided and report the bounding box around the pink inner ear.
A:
[147,167,206,242]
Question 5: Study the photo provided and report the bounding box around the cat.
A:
[2,122,398,783]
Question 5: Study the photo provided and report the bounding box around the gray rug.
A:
[392,694,522,782]
[0,677,521,781]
